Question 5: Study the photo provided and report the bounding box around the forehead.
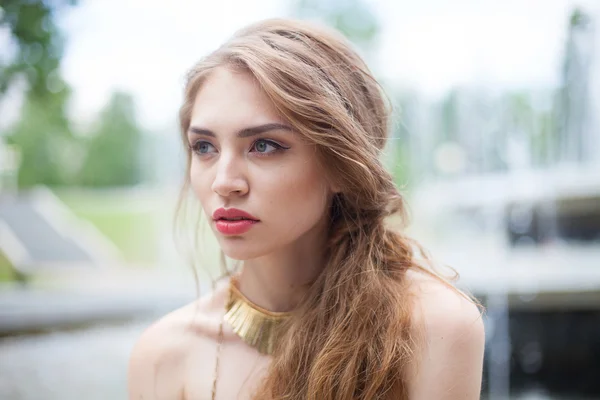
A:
[190,67,284,129]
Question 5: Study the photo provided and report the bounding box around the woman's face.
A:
[187,67,333,260]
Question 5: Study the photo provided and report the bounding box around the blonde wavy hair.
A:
[178,18,460,400]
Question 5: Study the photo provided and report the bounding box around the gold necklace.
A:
[211,276,292,399]
[225,275,292,354]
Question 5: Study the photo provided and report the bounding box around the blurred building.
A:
[0,187,122,278]
[403,7,600,399]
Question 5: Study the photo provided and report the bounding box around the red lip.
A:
[212,208,259,236]
[212,208,259,221]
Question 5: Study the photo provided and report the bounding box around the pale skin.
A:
[128,67,485,399]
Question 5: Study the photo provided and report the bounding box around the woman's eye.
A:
[191,141,216,155]
[251,139,283,154]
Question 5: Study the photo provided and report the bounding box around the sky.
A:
[375,0,598,91]
[2,0,600,131]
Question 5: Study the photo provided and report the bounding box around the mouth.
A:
[212,208,259,222]
[212,208,259,235]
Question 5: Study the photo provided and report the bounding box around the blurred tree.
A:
[439,90,459,143]
[5,88,79,186]
[77,92,143,187]
[531,109,555,167]
[504,92,534,135]
[0,0,75,98]
[556,8,594,164]
[502,91,534,170]
[293,0,380,51]
[293,0,421,184]
[388,91,419,186]
[1,0,77,187]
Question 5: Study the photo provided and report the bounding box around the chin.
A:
[218,238,269,261]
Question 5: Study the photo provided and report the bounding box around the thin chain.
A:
[211,317,225,400]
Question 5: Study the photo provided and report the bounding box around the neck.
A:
[237,220,328,313]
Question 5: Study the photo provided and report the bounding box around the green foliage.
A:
[387,92,418,186]
[77,92,143,187]
[6,90,79,186]
[6,88,145,188]
[293,0,380,48]
[56,190,161,264]
[439,90,459,142]
[531,110,556,166]
[569,8,590,28]
[0,0,75,98]
[1,0,78,187]
[1,1,145,188]
[555,7,593,163]
[0,250,17,282]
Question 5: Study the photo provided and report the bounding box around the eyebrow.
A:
[188,123,293,138]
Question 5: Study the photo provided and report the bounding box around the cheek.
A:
[189,162,212,206]
[265,165,329,229]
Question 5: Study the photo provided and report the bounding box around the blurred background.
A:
[0,0,599,399]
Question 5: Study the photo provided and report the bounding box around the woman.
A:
[128,18,485,400]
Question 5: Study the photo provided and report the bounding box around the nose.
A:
[211,153,249,197]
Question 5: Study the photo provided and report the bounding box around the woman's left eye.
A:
[251,139,285,154]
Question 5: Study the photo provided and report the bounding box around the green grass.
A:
[51,188,225,274]
[0,251,18,282]
[55,189,162,265]
[73,209,158,264]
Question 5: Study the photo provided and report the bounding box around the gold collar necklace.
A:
[224,276,293,355]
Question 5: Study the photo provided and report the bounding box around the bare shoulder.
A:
[127,278,229,400]
[405,268,485,400]
[407,268,484,334]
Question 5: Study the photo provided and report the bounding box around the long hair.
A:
[179,18,456,400]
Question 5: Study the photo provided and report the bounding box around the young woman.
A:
[128,18,485,400]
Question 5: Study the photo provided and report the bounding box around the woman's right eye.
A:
[190,141,217,155]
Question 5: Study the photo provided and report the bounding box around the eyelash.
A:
[189,139,288,157]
